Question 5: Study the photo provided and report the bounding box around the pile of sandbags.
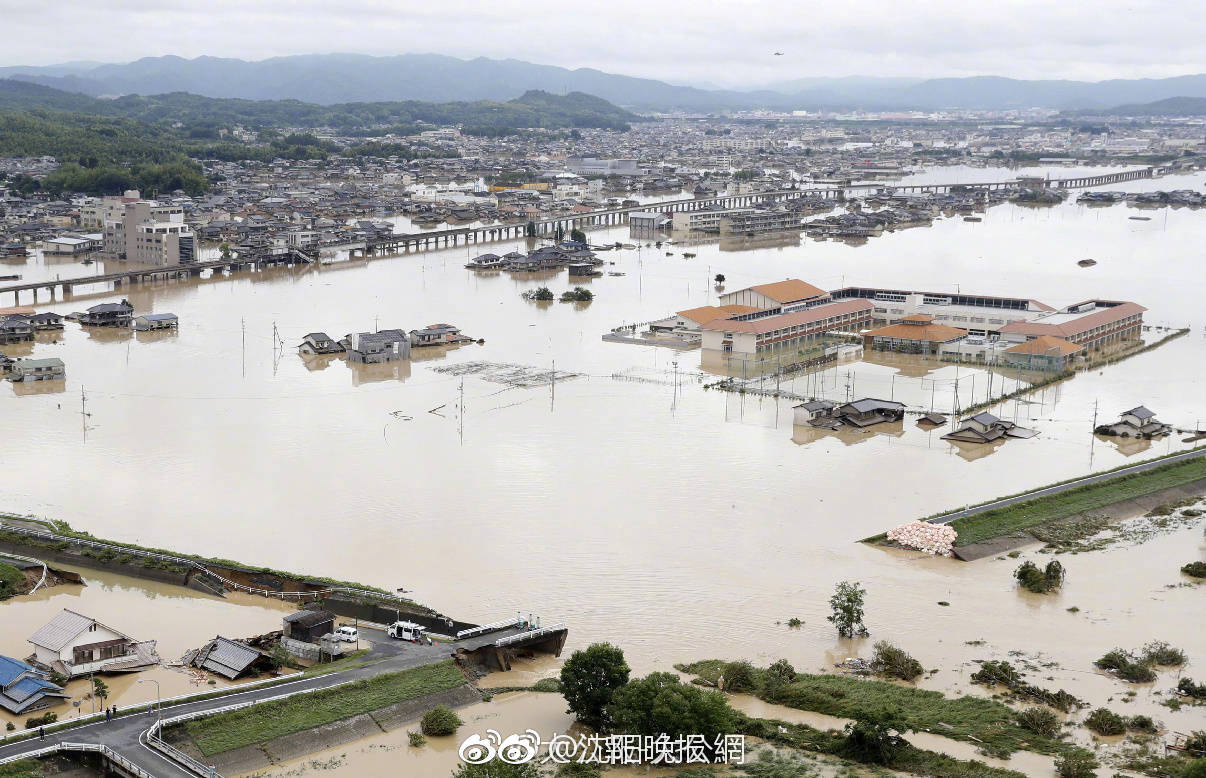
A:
[886,521,957,556]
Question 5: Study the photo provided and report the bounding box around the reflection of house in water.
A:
[346,359,411,385]
[791,417,904,447]
[1094,406,1172,438]
[947,437,1008,462]
[941,411,1037,443]
[1095,433,1154,457]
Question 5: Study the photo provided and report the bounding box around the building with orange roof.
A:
[863,314,969,354]
[999,300,1145,351]
[718,279,830,313]
[699,298,873,359]
[648,305,762,335]
[830,286,1053,336]
[1001,334,1085,369]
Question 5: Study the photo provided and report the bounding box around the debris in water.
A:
[433,361,581,388]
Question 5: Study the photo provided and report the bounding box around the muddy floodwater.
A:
[3,166,1206,766]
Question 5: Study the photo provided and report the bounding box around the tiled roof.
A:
[749,279,827,303]
[700,299,872,335]
[28,609,95,651]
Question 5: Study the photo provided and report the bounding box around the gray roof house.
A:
[192,636,266,680]
[345,329,411,363]
[1095,406,1172,438]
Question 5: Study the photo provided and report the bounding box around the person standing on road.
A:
[38,727,45,740]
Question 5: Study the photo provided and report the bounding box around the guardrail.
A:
[457,617,522,640]
[494,625,567,648]
[0,742,155,777]
[143,728,220,777]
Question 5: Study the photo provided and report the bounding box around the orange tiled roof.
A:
[1003,335,1085,356]
[749,279,827,303]
[700,299,872,334]
[676,304,760,324]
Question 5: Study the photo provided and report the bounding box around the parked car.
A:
[333,625,359,643]
[387,621,424,642]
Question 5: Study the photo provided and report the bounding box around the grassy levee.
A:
[948,455,1206,546]
[183,660,467,756]
[679,660,1066,758]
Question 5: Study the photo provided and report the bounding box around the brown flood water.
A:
[3,166,1206,771]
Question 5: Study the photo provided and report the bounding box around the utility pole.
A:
[241,317,246,377]
[1091,399,1098,433]
[80,385,88,441]
[458,379,464,444]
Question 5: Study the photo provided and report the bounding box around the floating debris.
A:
[433,361,581,388]
[1078,259,1098,267]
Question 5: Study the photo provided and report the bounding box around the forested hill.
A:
[0,79,641,132]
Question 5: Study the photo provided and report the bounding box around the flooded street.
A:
[3,166,1206,764]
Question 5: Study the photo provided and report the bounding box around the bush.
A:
[1084,707,1126,736]
[871,641,923,681]
[1183,561,1206,578]
[1182,758,1206,778]
[721,661,757,693]
[1178,678,1206,700]
[1016,707,1061,738]
[1095,649,1157,683]
[0,561,22,599]
[408,731,426,747]
[5,721,14,731]
[559,643,630,729]
[531,286,554,301]
[1141,641,1186,667]
[839,706,911,764]
[555,763,602,778]
[24,712,57,729]
[420,706,462,736]
[560,287,594,302]
[452,760,542,778]
[1055,748,1099,778]
[1127,714,1157,733]
[970,660,1023,687]
[1014,560,1065,593]
[1185,731,1206,755]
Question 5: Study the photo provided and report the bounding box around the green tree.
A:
[607,672,736,743]
[839,706,911,764]
[1182,758,1206,778]
[219,242,233,260]
[0,562,23,600]
[827,580,868,638]
[714,273,726,284]
[531,286,555,301]
[570,228,587,244]
[559,642,630,729]
[720,660,757,693]
[92,677,109,702]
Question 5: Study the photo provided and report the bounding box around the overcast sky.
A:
[1,0,1202,86]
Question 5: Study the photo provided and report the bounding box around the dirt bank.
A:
[953,477,1206,560]
[166,685,482,775]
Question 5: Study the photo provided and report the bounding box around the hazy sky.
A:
[1,0,1202,85]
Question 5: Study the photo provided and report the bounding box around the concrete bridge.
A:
[0,167,1157,303]
[2,247,313,306]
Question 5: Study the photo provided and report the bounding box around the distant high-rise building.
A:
[102,196,195,265]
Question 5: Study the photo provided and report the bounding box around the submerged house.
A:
[80,300,134,327]
[0,654,69,715]
[0,315,34,344]
[27,609,159,678]
[833,398,906,428]
[8,357,65,382]
[133,313,178,331]
[345,329,411,363]
[29,313,64,331]
[410,323,466,347]
[466,252,504,270]
[792,400,837,426]
[942,411,1038,443]
[298,332,343,355]
[1095,406,1172,438]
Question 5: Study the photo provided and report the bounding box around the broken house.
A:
[189,636,269,680]
[27,609,159,678]
[833,398,906,427]
[132,313,178,331]
[0,654,69,715]
[410,323,468,347]
[941,411,1038,443]
[1095,406,1172,438]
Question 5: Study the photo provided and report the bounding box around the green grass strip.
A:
[949,455,1206,546]
[680,660,1065,758]
[184,660,467,756]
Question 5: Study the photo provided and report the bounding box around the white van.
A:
[387,621,424,642]
[333,625,359,643]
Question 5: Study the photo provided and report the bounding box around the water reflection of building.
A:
[791,419,904,447]
[946,438,1007,462]
[718,233,801,253]
[346,360,411,386]
[1094,433,1154,457]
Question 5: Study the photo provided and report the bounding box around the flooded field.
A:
[2,166,1205,769]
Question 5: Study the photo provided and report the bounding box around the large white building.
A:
[829,286,1054,337]
[103,197,195,265]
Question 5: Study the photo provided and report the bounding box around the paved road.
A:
[0,627,528,776]
[930,446,1206,525]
